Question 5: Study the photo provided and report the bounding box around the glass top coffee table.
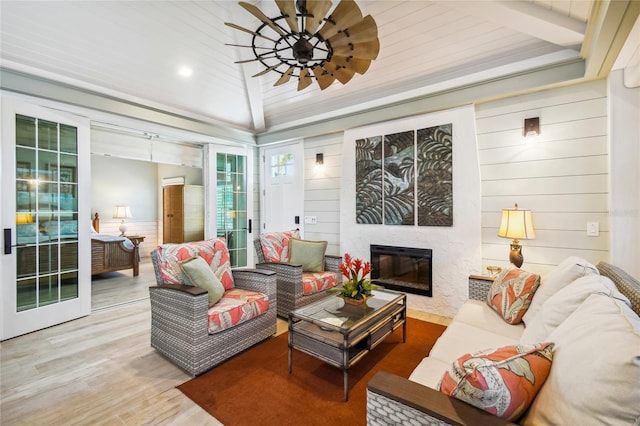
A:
[288,288,407,401]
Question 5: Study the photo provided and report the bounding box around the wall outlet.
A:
[586,222,599,236]
[304,216,317,224]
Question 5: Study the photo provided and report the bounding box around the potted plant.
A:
[327,253,377,305]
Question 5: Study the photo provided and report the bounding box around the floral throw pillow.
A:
[487,267,540,324]
[259,230,300,263]
[438,342,554,421]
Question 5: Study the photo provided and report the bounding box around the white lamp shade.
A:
[112,205,132,219]
[498,207,536,240]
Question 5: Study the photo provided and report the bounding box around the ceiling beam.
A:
[256,58,586,145]
[582,0,640,79]
[445,0,586,47]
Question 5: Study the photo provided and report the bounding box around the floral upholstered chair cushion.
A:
[156,238,234,290]
[207,288,270,334]
[259,229,300,263]
[438,342,554,421]
[303,272,338,295]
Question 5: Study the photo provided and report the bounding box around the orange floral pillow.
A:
[487,267,540,324]
[438,343,554,421]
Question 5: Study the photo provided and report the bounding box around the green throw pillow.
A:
[289,238,327,272]
[179,256,226,307]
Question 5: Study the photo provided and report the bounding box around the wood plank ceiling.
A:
[0,0,634,140]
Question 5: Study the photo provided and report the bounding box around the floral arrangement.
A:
[327,253,377,303]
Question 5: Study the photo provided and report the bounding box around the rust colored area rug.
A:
[177,318,446,426]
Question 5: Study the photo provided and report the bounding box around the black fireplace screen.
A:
[370,245,432,297]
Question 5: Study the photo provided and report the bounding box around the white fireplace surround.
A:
[340,105,482,318]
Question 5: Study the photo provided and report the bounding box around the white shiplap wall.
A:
[302,133,343,256]
[476,79,609,276]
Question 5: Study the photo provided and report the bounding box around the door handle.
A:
[4,228,11,254]
[248,219,252,234]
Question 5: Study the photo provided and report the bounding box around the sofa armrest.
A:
[232,268,277,300]
[149,283,208,296]
[468,275,495,301]
[367,371,517,426]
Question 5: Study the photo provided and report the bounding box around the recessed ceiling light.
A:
[178,66,193,78]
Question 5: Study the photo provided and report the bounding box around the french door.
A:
[1,98,91,340]
[207,146,254,268]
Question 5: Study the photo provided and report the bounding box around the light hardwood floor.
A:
[1,262,450,425]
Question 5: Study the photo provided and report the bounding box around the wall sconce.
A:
[498,203,536,268]
[523,117,540,138]
[316,153,324,166]
[113,205,132,236]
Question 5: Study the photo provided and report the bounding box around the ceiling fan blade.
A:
[297,68,313,91]
[239,2,286,37]
[275,0,299,32]
[225,22,278,43]
[253,64,281,77]
[225,43,273,50]
[328,15,377,47]
[312,65,336,90]
[332,38,380,60]
[322,61,355,84]
[274,66,295,86]
[317,0,363,40]
[331,55,371,74]
[305,0,332,35]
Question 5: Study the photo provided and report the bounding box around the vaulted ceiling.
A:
[1,1,638,144]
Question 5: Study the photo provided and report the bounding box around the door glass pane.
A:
[216,153,247,267]
[15,114,79,311]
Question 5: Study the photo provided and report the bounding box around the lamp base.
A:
[119,220,128,237]
[509,243,523,268]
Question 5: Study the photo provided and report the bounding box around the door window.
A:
[15,114,79,311]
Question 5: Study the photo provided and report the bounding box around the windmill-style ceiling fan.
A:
[225,0,379,91]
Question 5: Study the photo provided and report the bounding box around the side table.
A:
[468,274,495,301]
[125,235,145,276]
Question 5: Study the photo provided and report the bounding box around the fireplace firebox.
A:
[370,245,432,297]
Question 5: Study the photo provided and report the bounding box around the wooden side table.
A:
[125,235,145,276]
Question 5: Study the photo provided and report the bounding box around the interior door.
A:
[162,184,184,243]
[261,142,304,234]
[1,98,91,340]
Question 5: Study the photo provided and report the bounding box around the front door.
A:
[260,142,304,234]
[1,98,91,340]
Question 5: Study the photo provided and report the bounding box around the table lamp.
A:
[497,203,536,268]
[113,205,132,236]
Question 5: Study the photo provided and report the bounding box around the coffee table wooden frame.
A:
[287,289,407,401]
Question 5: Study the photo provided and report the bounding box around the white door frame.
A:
[204,144,255,267]
[1,97,91,340]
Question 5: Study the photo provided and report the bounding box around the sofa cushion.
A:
[179,256,226,307]
[207,288,270,334]
[520,275,631,344]
[289,238,327,272]
[156,238,234,290]
[259,230,300,262]
[454,300,525,341]
[522,255,599,326]
[487,267,540,324]
[438,342,554,421]
[428,321,520,364]
[521,294,640,425]
[409,357,452,389]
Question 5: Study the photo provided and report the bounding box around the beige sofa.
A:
[367,258,640,425]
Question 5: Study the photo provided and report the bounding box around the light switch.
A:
[586,222,599,237]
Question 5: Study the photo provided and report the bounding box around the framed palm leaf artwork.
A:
[355,123,453,227]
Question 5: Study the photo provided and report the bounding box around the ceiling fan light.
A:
[293,38,314,64]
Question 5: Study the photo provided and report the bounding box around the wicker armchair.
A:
[254,237,342,317]
[149,241,277,376]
